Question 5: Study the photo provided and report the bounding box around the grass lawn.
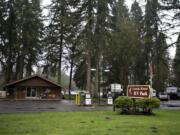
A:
[0,110,180,135]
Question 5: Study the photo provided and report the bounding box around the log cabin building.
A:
[4,75,64,100]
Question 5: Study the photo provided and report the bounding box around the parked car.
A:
[159,92,169,101]
[178,92,180,98]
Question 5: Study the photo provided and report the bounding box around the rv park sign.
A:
[127,85,152,98]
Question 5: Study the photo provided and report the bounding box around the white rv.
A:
[166,87,180,99]
[110,84,123,93]
[166,87,179,94]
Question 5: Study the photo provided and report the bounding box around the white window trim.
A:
[26,88,38,99]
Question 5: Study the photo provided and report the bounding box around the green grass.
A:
[0,110,180,135]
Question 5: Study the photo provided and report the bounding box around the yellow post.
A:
[75,94,77,104]
[78,92,80,105]
[75,92,81,105]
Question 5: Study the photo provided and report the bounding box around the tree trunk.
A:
[68,59,73,98]
[57,26,63,85]
[68,46,75,99]
[86,50,91,94]
[26,56,33,77]
[19,52,25,79]
[5,59,13,83]
[14,53,20,80]
[95,51,102,98]
[58,2,65,85]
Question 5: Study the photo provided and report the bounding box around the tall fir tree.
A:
[44,0,81,86]
[0,0,43,83]
[3,0,18,82]
[45,0,72,84]
[80,0,96,94]
[93,0,113,96]
[105,0,140,90]
[153,33,169,91]
[144,0,170,92]
[17,0,43,78]
[130,0,145,84]
[144,0,159,84]
[174,34,180,87]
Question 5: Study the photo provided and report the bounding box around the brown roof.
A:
[4,75,64,89]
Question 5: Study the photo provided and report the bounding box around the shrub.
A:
[136,97,160,114]
[115,96,160,115]
[115,96,133,113]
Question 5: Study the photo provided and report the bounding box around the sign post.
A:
[110,84,123,111]
[113,84,115,111]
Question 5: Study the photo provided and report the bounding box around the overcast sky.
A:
[42,0,135,8]
[41,0,177,58]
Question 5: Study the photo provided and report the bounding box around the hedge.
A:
[115,96,160,114]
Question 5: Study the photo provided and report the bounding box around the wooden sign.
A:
[127,85,151,98]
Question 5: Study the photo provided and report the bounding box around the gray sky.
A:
[42,0,135,8]
[42,0,177,58]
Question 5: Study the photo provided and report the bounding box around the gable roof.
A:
[4,75,64,89]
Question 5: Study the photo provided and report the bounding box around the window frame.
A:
[26,88,37,98]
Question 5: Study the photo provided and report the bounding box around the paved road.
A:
[0,100,112,113]
[160,100,180,110]
[0,100,180,113]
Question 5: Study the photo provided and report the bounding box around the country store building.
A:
[4,75,63,100]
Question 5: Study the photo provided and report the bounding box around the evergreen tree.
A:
[131,0,145,84]
[144,0,159,85]
[72,0,98,95]
[45,0,72,84]
[131,0,143,37]
[153,33,169,91]
[160,0,180,87]
[0,0,7,71]
[17,0,43,78]
[93,0,113,96]
[144,0,170,92]
[3,0,18,82]
[174,34,180,87]
[105,0,140,90]
[0,0,43,83]
[79,0,96,94]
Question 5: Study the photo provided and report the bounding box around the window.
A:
[26,88,37,97]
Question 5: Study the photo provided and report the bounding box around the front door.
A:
[16,90,25,99]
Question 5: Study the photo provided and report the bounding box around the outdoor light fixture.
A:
[104,69,110,72]
[90,68,96,71]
